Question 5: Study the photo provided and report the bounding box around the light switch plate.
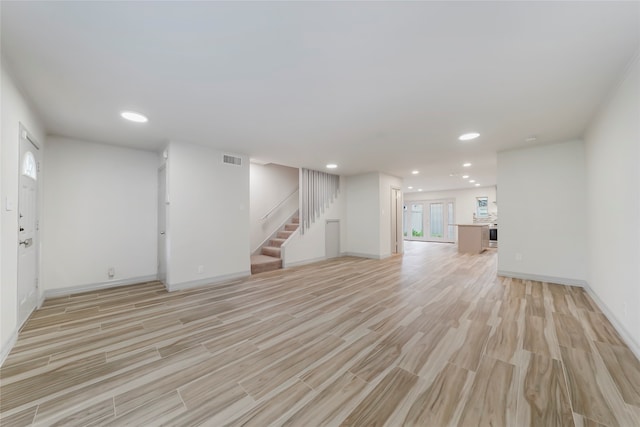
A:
[5,197,15,211]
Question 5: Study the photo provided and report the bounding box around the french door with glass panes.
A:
[403,199,455,243]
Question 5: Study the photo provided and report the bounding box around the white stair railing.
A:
[300,168,339,235]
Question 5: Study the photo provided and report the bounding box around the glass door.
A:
[404,199,455,243]
[410,203,425,240]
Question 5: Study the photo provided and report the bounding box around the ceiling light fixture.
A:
[120,111,148,123]
[469,179,476,183]
[326,164,338,169]
[525,136,538,143]
[418,189,423,192]
[408,186,413,189]
[459,132,480,141]
[462,175,469,179]
[463,163,472,167]
[411,170,419,175]
[475,183,481,186]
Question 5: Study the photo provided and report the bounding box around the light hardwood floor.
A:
[1,242,639,426]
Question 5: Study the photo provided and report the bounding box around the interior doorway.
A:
[391,188,402,253]
[157,165,167,284]
[17,124,40,327]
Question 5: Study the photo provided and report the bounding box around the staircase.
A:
[250,216,299,274]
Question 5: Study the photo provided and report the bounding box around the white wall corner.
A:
[583,282,640,361]
[0,330,19,368]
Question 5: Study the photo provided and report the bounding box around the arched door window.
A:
[22,151,37,180]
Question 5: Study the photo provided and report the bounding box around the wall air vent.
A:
[222,154,242,166]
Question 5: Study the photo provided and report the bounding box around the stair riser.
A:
[277,231,293,239]
[291,217,299,224]
[284,224,299,231]
[270,239,286,248]
[251,260,282,274]
[262,247,281,258]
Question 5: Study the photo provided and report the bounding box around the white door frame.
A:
[157,165,168,284]
[391,187,403,253]
[17,123,41,328]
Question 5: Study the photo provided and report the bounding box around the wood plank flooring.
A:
[1,242,639,426]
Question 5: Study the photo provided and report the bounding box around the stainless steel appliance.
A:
[489,225,498,248]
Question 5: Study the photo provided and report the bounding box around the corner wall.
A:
[1,63,45,363]
[584,53,639,355]
[344,172,403,259]
[345,173,381,258]
[42,137,159,294]
[497,139,587,285]
[166,141,250,290]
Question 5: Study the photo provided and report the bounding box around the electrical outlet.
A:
[197,265,204,274]
[515,253,523,262]
[107,267,115,278]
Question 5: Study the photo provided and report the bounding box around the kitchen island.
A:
[457,224,489,254]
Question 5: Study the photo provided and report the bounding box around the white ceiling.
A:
[2,1,638,192]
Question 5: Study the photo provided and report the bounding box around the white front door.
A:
[17,126,40,327]
[157,165,167,284]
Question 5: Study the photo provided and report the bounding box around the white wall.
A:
[584,53,639,354]
[404,186,498,228]
[1,63,46,363]
[250,163,298,252]
[345,173,381,258]
[166,141,250,290]
[283,176,346,267]
[497,140,587,284]
[42,137,158,293]
[379,173,404,257]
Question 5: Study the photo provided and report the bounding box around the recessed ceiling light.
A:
[408,186,413,189]
[463,163,472,167]
[418,189,423,192]
[462,175,469,179]
[525,136,537,143]
[475,183,481,186]
[120,111,148,123]
[459,132,480,141]
[411,170,419,175]
[326,164,338,169]
[469,179,476,183]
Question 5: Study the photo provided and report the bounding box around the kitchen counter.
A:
[457,224,489,254]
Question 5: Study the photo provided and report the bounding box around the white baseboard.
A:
[283,256,327,268]
[42,275,159,299]
[583,284,640,361]
[497,270,588,287]
[498,271,640,361]
[0,329,19,368]
[342,252,386,260]
[166,271,250,292]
